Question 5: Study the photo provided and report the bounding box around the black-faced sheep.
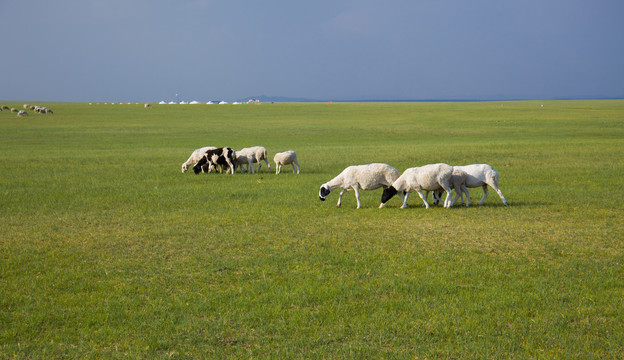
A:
[193,147,236,175]
[274,150,300,174]
[380,163,453,209]
[319,163,400,209]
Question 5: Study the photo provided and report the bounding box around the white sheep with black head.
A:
[319,163,400,209]
[380,163,454,209]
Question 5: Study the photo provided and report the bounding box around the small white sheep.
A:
[233,151,255,173]
[238,146,270,173]
[17,110,28,117]
[452,164,508,206]
[380,163,453,209]
[274,150,300,174]
[181,146,217,173]
[429,167,471,207]
[319,163,400,209]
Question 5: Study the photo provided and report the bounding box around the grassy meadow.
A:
[1,100,623,358]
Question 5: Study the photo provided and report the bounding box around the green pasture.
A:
[1,100,623,358]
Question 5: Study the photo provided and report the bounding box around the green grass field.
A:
[1,100,623,358]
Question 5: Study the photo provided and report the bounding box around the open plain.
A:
[1,100,623,358]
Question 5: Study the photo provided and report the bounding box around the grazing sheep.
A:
[273,150,300,174]
[181,146,217,173]
[233,151,255,173]
[319,163,400,209]
[144,103,152,108]
[11,108,18,113]
[17,110,28,117]
[23,104,30,109]
[193,147,236,175]
[452,164,508,206]
[237,146,270,173]
[380,163,453,209]
[429,167,472,207]
[1,106,9,110]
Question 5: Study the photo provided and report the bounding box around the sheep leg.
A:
[401,192,411,208]
[276,163,281,174]
[462,185,471,207]
[248,160,254,174]
[256,158,262,173]
[337,189,347,208]
[354,188,361,209]
[479,184,489,205]
[294,159,300,174]
[415,190,429,208]
[490,184,508,205]
[441,184,453,208]
[264,158,271,170]
[291,163,296,173]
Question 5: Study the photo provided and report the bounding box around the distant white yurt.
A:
[159,101,166,104]
[219,101,228,104]
[190,100,200,104]
[206,101,214,104]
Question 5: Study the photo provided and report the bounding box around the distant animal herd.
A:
[183,146,508,209]
[1,104,54,117]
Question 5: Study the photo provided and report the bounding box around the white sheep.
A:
[233,151,255,173]
[274,150,300,174]
[380,163,453,209]
[319,163,400,209]
[428,167,472,207]
[17,110,28,117]
[237,146,270,173]
[181,146,217,173]
[452,164,508,206]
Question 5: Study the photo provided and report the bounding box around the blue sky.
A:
[1,0,623,102]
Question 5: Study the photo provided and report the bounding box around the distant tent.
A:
[158,101,166,104]
[168,101,176,104]
[206,101,214,104]
[190,100,200,104]
[219,101,228,104]
[179,101,188,104]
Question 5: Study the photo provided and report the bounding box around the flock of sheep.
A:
[183,146,508,209]
[1,104,54,117]
[181,146,300,175]
[319,163,508,209]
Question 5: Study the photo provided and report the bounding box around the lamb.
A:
[319,163,400,209]
[237,146,270,173]
[17,110,28,117]
[193,147,236,175]
[380,163,454,209]
[233,151,255,173]
[429,167,472,207]
[181,146,217,173]
[273,150,300,174]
